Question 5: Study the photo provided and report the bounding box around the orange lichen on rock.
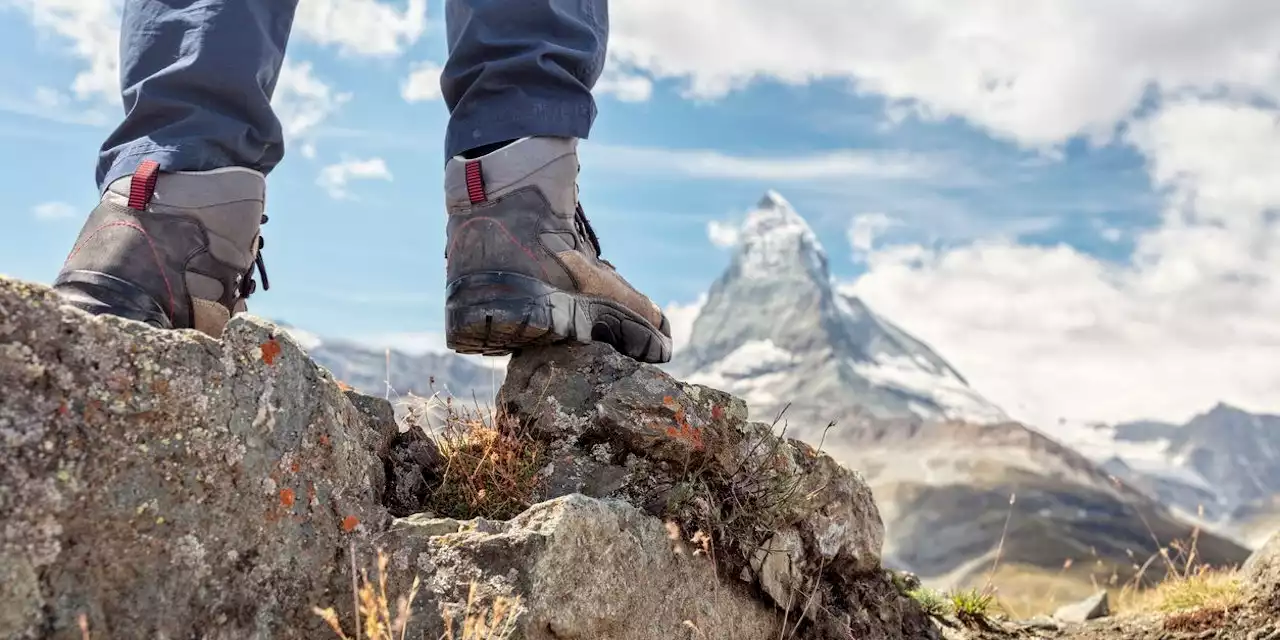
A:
[259,338,282,365]
[279,488,295,508]
[341,515,359,532]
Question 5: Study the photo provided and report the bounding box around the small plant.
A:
[907,587,952,617]
[948,587,995,624]
[1124,566,1244,615]
[440,582,522,640]
[314,549,421,640]
[401,397,547,521]
[313,548,520,640]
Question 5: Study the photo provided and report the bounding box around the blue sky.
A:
[5,0,1280,427]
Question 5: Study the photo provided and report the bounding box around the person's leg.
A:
[98,0,298,190]
[55,0,296,337]
[440,0,673,364]
[440,0,607,159]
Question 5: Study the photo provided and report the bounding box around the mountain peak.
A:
[671,192,1007,428]
[756,189,792,210]
[737,190,828,281]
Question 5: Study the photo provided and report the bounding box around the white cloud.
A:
[6,0,120,103]
[293,0,427,57]
[842,98,1280,428]
[594,65,654,102]
[1099,227,1123,243]
[32,201,77,221]
[848,212,899,259]
[707,220,740,248]
[272,60,352,152]
[609,1,1280,147]
[586,144,942,182]
[401,61,442,103]
[0,88,111,127]
[273,60,351,137]
[317,157,393,199]
[664,293,708,354]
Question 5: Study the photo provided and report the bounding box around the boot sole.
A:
[445,272,673,364]
[53,270,173,329]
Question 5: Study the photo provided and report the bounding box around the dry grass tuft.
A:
[314,548,521,640]
[314,549,421,640]
[1124,566,1245,614]
[402,396,547,521]
[440,582,522,640]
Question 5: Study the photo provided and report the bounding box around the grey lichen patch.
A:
[173,534,210,579]
[0,553,42,640]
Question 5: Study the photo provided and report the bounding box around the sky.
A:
[3,0,1280,430]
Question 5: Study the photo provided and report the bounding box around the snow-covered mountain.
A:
[1054,403,1280,542]
[666,190,1007,430]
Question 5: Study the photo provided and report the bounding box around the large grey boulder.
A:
[1,277,395,639]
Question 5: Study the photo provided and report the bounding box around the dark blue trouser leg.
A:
[441,0,609,160]
[96,0,299,193]
[97,0,606,185]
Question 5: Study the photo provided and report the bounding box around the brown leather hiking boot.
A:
[443,137,673,363]
[53,160,269,337]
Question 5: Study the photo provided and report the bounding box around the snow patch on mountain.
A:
[738,190,827,281]
[850,354,1008,425]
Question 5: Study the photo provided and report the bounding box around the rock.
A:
[385,494,783,639]
[1244,531,1280,610]
[1021,615,1062,630]
[500,343,885,574]
[0,277,396,639]
[1053,591,1110,623]
[1,276,935,640]
[495,342,932,638]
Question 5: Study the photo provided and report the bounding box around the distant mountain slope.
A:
[1053,403,1280,542]
[278,324,505,403]
[666,190,1007,427]
[826,416,1249,577]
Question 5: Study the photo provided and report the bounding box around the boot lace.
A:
[572,168,611,268]
[239,213,271,299]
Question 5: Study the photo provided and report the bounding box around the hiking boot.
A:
[443,136,673,363]
[53,160,269,337]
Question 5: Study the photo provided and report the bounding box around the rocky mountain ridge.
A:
[1054,403,1280,545]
